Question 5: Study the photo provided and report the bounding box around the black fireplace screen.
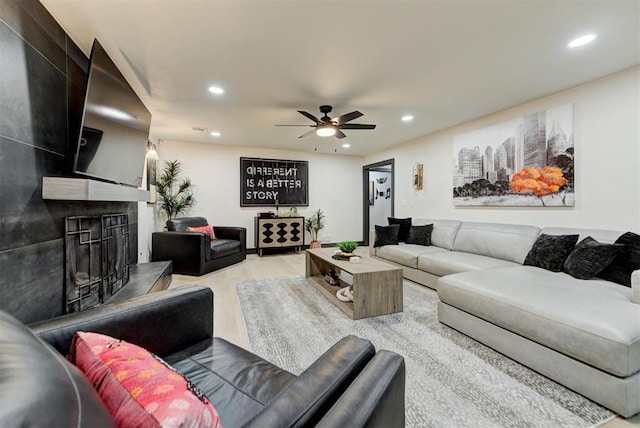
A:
[65,213,129,313]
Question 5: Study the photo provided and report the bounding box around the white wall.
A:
[365,67,640,232]
[138,197,159,262]
[143,142,363,256]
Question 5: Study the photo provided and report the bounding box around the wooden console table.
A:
[305,248,403,320]
[255,216,305,256]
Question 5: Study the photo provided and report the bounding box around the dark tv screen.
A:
[74,39,151,187]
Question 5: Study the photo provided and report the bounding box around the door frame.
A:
[362,159,394,245]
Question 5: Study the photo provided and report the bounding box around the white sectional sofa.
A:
[370,219,640,417]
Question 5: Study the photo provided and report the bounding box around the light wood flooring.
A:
[169,251,308,349]
[168,251,639,427]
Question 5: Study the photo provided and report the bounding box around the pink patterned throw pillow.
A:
[69,331,223,428]
[186,224,216,240]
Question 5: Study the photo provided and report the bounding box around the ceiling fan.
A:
[276,105,376,139]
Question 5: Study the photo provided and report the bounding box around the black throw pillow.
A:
[374,224,400,248]
[563,237,623,280]
[405,224,434,246]
[598,232,640,286]
[524,234,579,272]
[388,217,412,242]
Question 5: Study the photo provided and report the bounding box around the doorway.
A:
[362,159,394,245]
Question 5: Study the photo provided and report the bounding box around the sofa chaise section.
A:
[438,266,640,377]
[437,266,640,417]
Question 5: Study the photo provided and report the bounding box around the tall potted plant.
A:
[305,208,325,249]
[157,160,196,221]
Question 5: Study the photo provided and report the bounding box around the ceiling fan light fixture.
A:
[276,105,376,139]
[316,125,336,137]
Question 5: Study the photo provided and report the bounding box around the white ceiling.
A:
[40,0,640,156]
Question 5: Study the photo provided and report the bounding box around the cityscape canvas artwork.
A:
[453,103,574,206]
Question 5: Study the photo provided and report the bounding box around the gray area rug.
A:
[235,276,614,428]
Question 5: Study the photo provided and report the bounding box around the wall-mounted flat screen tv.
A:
[73,39,151,188]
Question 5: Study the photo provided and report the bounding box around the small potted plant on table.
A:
[337,241,358,257]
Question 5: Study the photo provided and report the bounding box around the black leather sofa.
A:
[2,285,406,427]
[152,217,247,275]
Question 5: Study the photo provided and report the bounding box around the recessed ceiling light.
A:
[342,143,351,148]
[568,34,597,48]
[208,86,224,95]
[210,131,221,137]
[401,115,414,122]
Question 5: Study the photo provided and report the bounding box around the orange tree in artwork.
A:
[510,166,567,206]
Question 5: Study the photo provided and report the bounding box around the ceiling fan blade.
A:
[339,123,376,130]
[275,124,314,127]
[298,110,322,124]
[335,130,347,139]
[298,129,317,138]
[333,110,363,125]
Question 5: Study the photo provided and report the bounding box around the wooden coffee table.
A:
[305,248,403,320]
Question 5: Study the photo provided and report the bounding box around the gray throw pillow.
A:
[564,236,624,280]
[524,234,579,272]
[405,224,433,246]
[374,224,400,248]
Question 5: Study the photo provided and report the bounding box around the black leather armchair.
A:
[152,216,246,275]
[9,286,407,427]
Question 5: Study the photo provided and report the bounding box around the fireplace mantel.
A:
[42,177,150,202]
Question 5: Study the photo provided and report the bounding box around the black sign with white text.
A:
[240,157,309,206]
